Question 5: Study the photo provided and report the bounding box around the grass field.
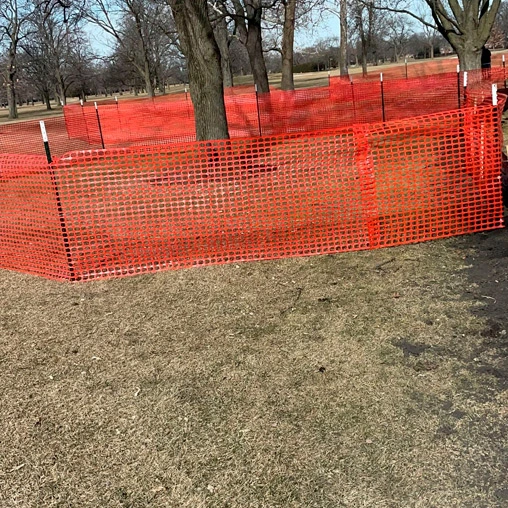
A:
[1,229,507,507]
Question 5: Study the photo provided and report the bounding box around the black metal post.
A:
[255,84,262,136]
[94,101,105,149]
[80,99,91,145]
[39,120,76,281]
[380,73,386,122]
[405,57,408,79]
[503,55,507,89]
[350,76,357,123]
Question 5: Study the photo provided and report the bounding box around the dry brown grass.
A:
[1,232,507,507]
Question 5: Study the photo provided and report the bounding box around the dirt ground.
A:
[0,72,507,508]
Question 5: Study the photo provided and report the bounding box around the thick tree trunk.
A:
[245,16,270,93]
[456,47,482,71]
[6,81,18,119]
[452,41,482,71]
[339,0,348,76]
[213,15,234,88]
[170,0,229,141]
[231,0,270,93]
[280,0,296,91]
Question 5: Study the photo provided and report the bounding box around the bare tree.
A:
[168,0,229,140]
[350,0,385,75]
[225,0,274,93]
[24,0,87,106]
[85,0,172,96]
[367,0,501,70]
[0,0,32,118]
[208,2,234,87]
[279,0,297,89]
[488,2,507,48]
[384,13,411,62]
[264,0,326,89]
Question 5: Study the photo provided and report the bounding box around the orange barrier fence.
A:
[0,98,504,281]
[61,68,507,149]
[0,67,504,158]
[345,53,508,80]
[0,116,102,157]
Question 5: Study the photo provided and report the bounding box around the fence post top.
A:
[39,120,48,142]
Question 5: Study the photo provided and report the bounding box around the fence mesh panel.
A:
[0,68,505,281]
[59,67,507,148]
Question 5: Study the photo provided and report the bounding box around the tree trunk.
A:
[170,0,229,141]
[245,13,270,93]
[455,45,482,71]
[339,0,348,76]
[6,82,18,119]
[56,79,67,106]
[358,17,368,76]
[44,91,52,110]
[280,0,296,91]
[213,14,234,88]
[6,52,18,119]
[144,59,155,97]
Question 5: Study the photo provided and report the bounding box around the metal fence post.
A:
[380,73,386,122]
[503,55,507,89]
[457,65,461,108]
[39,120,76,281]
[94,101,105,149]
[463,71,468,107]
[255,84,262,136]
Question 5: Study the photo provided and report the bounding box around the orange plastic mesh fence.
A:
[0,116,102,157]
[0,100,504,281]
[345,53,508,80]
[61,68,507,148]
